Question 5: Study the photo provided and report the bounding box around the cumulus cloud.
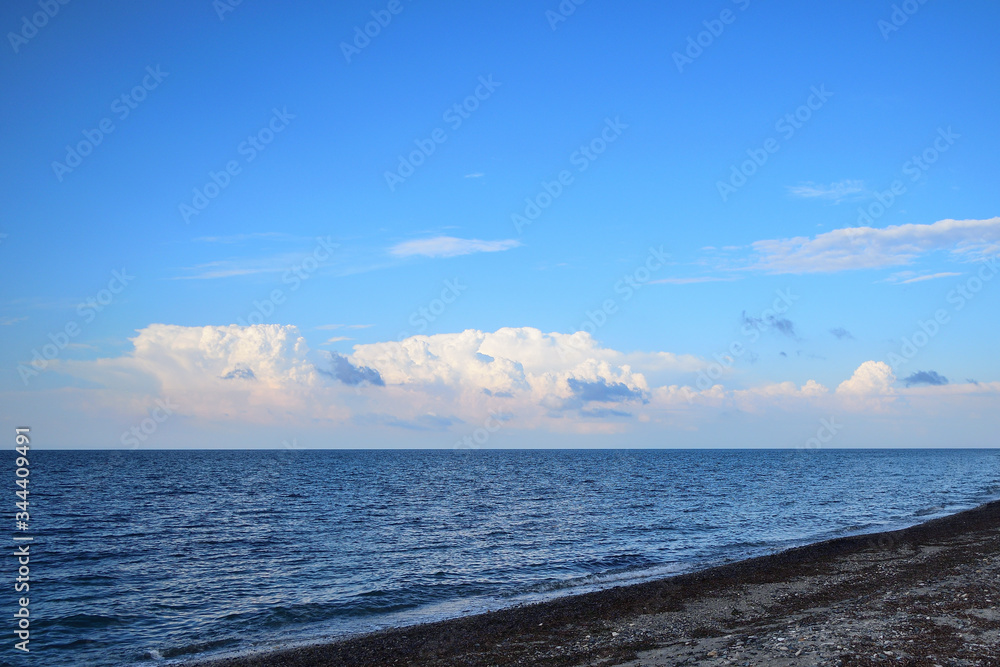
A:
[837,361,895,394]
[53,324,346,423]
[49,325,986,436]
[748,217,1000,273]
[317,352,384,386]
[389,236,521,258]
[52,325,659,429]
[902,370,948,387]
[349,328,653,425]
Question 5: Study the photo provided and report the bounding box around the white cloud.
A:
[316,324,372,330]
[193,232,298,244]
[648,276,739,285]
[50,326,674,429]
[389,236,521,259]
[749,217,1000,273]
[464,172,485,178]
[45,326,998,439]
[349,328,653,410]
[837,360,896,395]
[53,324,347,423]
[787,179,866,202]
[834,360,898,411]
[884,271,963,284]
[173,255,298,280]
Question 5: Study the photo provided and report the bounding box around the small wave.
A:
[153,637,237,660]
[913,505,947,516]
[586,552,659,571]
[49,613,130,630]
[514,561,684,597]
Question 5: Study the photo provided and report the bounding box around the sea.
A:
[10,448,1000,666]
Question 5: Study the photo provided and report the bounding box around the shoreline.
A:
[195,499,1000,666]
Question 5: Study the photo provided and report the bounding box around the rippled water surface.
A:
[15,449,1000,665]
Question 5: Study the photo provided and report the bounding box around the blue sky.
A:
[2,0,999,448]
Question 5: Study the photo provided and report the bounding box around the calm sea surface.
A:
[11,449,1000,666]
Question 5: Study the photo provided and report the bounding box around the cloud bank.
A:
[43,324,998,442]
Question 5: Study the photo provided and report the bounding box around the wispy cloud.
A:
[747,217,1000,274]
[316,324,373,330]
[193,232,300,244]
[0,316,27,326]
[830,327,854,340]
[884,271,963,284]
[172,259,291,280]
[787,179,865,203]
[172,243,335,280]
[464,172,484,179]
[322,336,352,344]
[649,276,740,285]
[389,236,521,259]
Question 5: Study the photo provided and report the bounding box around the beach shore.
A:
[197,500,1000,666]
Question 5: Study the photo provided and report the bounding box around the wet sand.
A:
[196,499,1000,666]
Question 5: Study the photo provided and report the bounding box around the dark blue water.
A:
[9,449,1000,666]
